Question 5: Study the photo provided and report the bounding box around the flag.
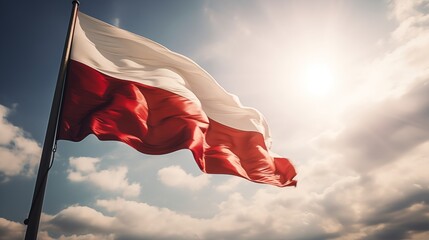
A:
[58,12,296,187]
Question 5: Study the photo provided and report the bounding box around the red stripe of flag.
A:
[59,60,296,187]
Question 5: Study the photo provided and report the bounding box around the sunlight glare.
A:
[303,63,335,97]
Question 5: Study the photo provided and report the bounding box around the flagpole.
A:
[24,1,80,239]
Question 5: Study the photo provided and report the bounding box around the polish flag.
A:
[58,12,296,187]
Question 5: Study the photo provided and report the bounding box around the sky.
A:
[1,0,429,239]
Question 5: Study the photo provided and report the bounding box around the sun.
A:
[303,63,335,97]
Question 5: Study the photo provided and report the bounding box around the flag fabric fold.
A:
[58,12,296,187]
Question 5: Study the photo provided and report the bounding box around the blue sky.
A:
[1,0,429,239]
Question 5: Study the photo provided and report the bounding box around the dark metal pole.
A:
[24,1,79,239]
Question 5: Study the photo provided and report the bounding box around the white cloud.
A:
[40,199,205,240]
[319,81,429,172]
[8,140,429,240]
[68,157,141,198]
[59,234,114,240]
[298,3,429,238]
[355,0,429,103]
[0,218,24,240]
[215,177,243,192]
[69,157,99,173]
[57,234,115,240]
[313,0,429,175]
[157,165,210,191]
[43,205,115,234]
[0,105,41,179]
[97,198,205,239]
[389,0,429,22]
[362,32,429,101]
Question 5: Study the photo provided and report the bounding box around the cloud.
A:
[354,141,429,240]
[215,177,243,192]
[302,2,429,238]
[358,0,429,102]
[3,163,427,240]
[363,195,429,240]
[317,0,429,173]
[389,0,425,21]
[6,138,429,240]
[157,165,210,191]
[57,234,114,240]
[68,157,141,197]
[0,216,115,240]
[42,205,116,236]
[389,0,429,41]
[362,30,429,101]
[0,218,24,240]
[41,199,204,240]
[42,196,303,240]
[319,81,429,172]
[0,104,41,180]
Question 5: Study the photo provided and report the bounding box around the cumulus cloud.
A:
[311,0,429,170]
[5,140,429,240]
[324,142,429,240]
[42,196,302,240]
[320,81,429,172]
[38,164,426,240]
[389,0,429,41]
[56,234,114,240]
[157,165,210,191]
[68,157,141,197]
[0,216,115,240]
[42,205,116,236]
[40,199,204,240]
[0,105,41,180]
[355,0,429,104]
[215,177,243,192]
[0,218,25,240]
[304,1,429,238]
